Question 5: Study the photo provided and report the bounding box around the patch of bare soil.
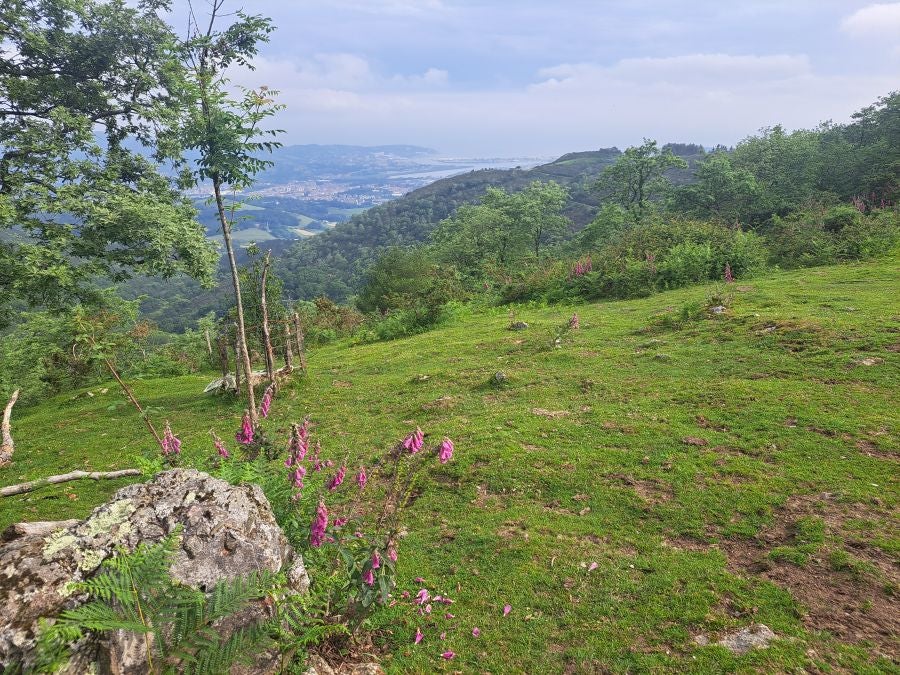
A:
[856,439,899,461]
[607,473,673,505]
[720,493,899,659]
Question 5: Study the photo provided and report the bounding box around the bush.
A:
[766,205,900,267]
[578,218,766,300]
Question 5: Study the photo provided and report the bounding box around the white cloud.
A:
[537,54,811,87]
[841,3,900,39]
[232,50,896,155]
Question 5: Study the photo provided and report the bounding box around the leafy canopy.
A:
[0,0,217,319]
[593,139,687,223]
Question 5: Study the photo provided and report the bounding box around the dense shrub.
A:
[295,297,365,345]
[577,219,767,300]
[766,205,900,267]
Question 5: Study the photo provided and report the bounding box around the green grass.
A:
[2,258,898,672]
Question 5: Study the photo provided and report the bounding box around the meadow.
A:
[2,257,897,673]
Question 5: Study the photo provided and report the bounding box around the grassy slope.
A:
[2,258,898,673]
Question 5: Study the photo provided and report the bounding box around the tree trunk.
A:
[260,250,276,385]
[214,180,257,425]
[233,322,243,394]
[0,389,19,466]
[0,469,141,497]
[204,328,213,357]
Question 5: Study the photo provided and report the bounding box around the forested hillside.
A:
[274,145,705,301]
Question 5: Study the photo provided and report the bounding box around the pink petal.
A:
[588,562,598,571]
[441,651,455,660]
[503,604,512,617]
[445,612,455,619]
[414,627,423,644]
[472,627,481,637]
[440,632,446,640]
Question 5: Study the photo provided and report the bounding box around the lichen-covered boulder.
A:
[0,468,308,673]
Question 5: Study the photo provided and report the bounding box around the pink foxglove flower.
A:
[588,562,598,571]
[403,427,424,454]
[162,420,181,457]
[210,430,229,459]
[414,627,423,644]
[438,437,454,464]
[503,604,512,616]
[441,651,455,660]
[311,441,323,471]
[387,543,398,562]
[328,465,346,491]
[235,411,254,445]
[472,627,481,637]
[309,501,328,548]
[258,384,274,419]
[569,313,580,330]
[363,568,375,586]
[371,549,381,570]
[286,422,308,466]
[357,466,367,489]
[162,421,181,456]
[291,465,306,490]
[724,262,734,283]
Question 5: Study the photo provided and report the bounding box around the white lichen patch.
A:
[182,490,196,506]
[58,581,78,598]
[77,549,105,572]
[84,499,135,537]
[42,530,76,559]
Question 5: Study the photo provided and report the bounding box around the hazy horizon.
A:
[183,0,900,156]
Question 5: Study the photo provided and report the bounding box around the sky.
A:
[193,0,900,157]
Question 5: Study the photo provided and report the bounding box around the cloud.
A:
[537,54,812,87]
[242,49,895,156]
[841,3,900,39]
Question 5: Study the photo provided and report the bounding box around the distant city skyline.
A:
[184,1,900,156]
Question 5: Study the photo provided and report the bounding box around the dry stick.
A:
[0,469,142,497]
[102,355,166,452]
[260,250,276,385]
[0,389,19,466]
[292,312,308,371]
[204,328,213,357]
[282,322,294,372]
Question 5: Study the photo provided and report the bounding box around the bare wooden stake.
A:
[1,469,142,497]
[204,328,213,357]
[283,322,294,372]
[293,312,308,371]
[0,389,19,466]
[260,250,276,385]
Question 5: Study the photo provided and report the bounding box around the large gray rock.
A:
[0,468,308,673]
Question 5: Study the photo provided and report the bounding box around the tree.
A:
[668,152,762,224]
[514,181,569,260]
[0,0,217,323]
[179,1,283,423]
[593,139,687,223]
[431,181,569,274]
